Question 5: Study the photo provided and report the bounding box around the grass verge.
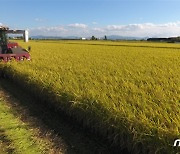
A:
[0,86,56,154]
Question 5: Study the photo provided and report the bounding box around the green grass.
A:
[0,93,51,154]
[1,40,180,153]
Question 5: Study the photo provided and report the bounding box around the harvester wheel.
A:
[16,57,20,61]
[7,57,11,62]
[3,57,7,62]
[15,56,18,61]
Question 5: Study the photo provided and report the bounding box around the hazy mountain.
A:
[31,35,81,40]
[31,35,148,40]
[105,35,147,40]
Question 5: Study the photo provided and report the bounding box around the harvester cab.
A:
[0,26,30,62]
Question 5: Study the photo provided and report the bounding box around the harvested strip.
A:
[0,93,53,154]
[0,127,14,154]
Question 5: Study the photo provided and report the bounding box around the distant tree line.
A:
[91,35,107,40]
[91,36,97,40]
[147,37,180,43]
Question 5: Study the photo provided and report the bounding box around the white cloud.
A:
[106,25,122,31]
[46,26,67,32]
[107,24,145,31]
[92,27,105,32]
[105,22,180,37]
[30,26,67,36]
[92,22,98,25]
[68,23,88,29]
[35,18,45,22]
[29,22,180,38]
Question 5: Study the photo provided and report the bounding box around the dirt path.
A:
[0,79,113,154]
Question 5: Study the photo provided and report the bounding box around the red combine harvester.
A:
[0,26,30,62]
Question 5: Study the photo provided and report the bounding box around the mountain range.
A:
[31,35,148,40]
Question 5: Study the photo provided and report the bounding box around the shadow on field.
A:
[0,79,129,154]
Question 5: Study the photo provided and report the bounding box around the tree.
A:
[104,35,107,40]
[91,36,96,40]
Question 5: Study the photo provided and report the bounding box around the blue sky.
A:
[1,0,180,37]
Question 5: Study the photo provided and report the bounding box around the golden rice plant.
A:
[1,40,180,153]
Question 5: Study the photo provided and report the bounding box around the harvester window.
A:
[0,31,7,45]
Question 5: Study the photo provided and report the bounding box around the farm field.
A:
[1,40,180,153]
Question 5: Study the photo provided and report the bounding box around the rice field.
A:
[1,40,180,153]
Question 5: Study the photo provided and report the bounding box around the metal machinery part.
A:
[0,26,30,62]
